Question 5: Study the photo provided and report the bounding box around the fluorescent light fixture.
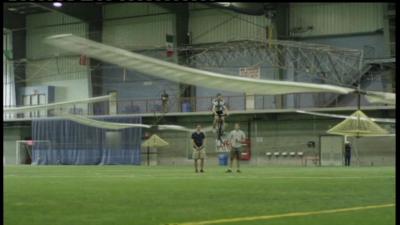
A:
[53,2,63,7]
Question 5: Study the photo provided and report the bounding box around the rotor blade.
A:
[189,126,216,133]
[157,125,216,133]
[157,125,192,132]
[296,110,396,123]
[58,113,151,130]
[45,34,354,96]
[329,132,396,137]
[358,133,396,137]
[3,94,113,113]
[201,126,216,133]
[364,91,396,105]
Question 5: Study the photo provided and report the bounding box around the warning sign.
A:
[239,66,261,79]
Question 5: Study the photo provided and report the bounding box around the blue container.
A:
[218,153,228,166]
[182,101,192,112]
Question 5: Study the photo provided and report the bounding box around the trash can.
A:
[182,101,192,112]
[218,153,228,166]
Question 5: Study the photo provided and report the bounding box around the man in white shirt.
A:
[226,123,246,173]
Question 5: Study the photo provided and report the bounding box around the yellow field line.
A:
[169,203,395,225]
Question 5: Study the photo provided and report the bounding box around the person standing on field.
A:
[191,124,206,173]
[344,141,352,166]
[226,123,246,173]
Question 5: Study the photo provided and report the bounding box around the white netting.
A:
[16,140,51,165]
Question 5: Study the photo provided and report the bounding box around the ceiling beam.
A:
[31,3,103,23]
[155,3,188,14]
[207,3,271,16]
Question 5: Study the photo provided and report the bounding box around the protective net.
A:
[16,140,51,165]
[31,115,142,165]
[327,110,389,137]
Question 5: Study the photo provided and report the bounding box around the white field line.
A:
[169,203,395,225]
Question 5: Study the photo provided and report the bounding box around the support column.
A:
[88,21,103,98]
[5,11,26,106]
[245,95,256,110]
[270,4,289,109]
[88,20,104,115]
[175,5,195,112]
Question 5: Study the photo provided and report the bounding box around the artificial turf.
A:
[4,166,395,225]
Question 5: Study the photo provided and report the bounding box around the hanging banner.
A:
[240,66,260,110]
[239,66,261,79]
[166,34,174,57]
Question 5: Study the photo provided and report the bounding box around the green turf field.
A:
[4,166,395,225]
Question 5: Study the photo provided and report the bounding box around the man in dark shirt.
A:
[191,124,206,173]
[344,141,352,166]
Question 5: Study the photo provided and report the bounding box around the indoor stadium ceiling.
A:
[3,2,280,31]
[4,2,51,15]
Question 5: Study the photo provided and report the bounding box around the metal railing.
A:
[4,93,379,121]
[112,95,247,114]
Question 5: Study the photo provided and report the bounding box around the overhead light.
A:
[53,2,63,7]
[8,7,17,12]
[217,2,231,7]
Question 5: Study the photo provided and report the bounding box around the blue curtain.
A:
[31,116,142,165]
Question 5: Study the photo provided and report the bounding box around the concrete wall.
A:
[143,109,396,167]
[4,109,394,167]
[100,4,180,113]
[24,12,90,104]
[103,3,175,49]
[289,3,384,38]
[100,50,180,114]
[189,6,270,44]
